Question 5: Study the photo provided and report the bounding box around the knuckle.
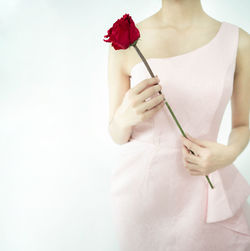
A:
[156,84,162,91]
[157,95,163,102]
[159,102,164,108]
[149,77,155,84]
[154,85,159,91]
[158,94,163,100]
[153,76,158,82]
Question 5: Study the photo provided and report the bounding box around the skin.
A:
[108,0,250,176]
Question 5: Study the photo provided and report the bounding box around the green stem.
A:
[132,43,214,189]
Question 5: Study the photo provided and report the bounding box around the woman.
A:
[108,0,250,250]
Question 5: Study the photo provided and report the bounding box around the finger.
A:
[182,145,199,165]
[182,137,202,157]
[133,76,160,95]
[185,161,205,173]
[184,165,201,175]
[185,162,199,170]
[142,99,165,119]
[137,84,162,103]
[182,145,194,164]
[137,94,165,113]
[189,171,202,176]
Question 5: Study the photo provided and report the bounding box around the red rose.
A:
[103,13,140,50]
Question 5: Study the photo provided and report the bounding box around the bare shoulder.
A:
[135,15,155,29]
[238,26,250,51]
[107,40,128,75]
[235,26,250,74]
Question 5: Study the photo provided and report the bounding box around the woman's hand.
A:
[181,133,235,176]
[115,76,165,128]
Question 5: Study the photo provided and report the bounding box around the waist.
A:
[128,137,182,149]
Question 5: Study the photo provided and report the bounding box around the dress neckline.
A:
[130,21,226,76]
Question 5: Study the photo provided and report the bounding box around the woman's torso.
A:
[113,19,250,230]
[123,17,239,147]
[123,15,230,77]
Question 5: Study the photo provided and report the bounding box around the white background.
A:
[0,0,249,250]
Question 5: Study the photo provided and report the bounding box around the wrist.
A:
[113,109,131,130]
[226,144,240,163]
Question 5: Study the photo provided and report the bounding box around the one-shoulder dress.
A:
[110,21,250,251]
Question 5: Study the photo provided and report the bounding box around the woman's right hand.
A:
[115,76,166,128]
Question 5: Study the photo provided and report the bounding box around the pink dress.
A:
[110,21,250,251]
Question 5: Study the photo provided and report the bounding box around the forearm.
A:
[226,125,250,161]
[108,110,133,145]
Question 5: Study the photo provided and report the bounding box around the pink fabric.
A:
[110,21,250,251]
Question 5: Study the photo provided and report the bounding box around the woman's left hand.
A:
[181,133,235,176]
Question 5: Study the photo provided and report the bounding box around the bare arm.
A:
[107,44,133,145]
[227,28,250,160]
